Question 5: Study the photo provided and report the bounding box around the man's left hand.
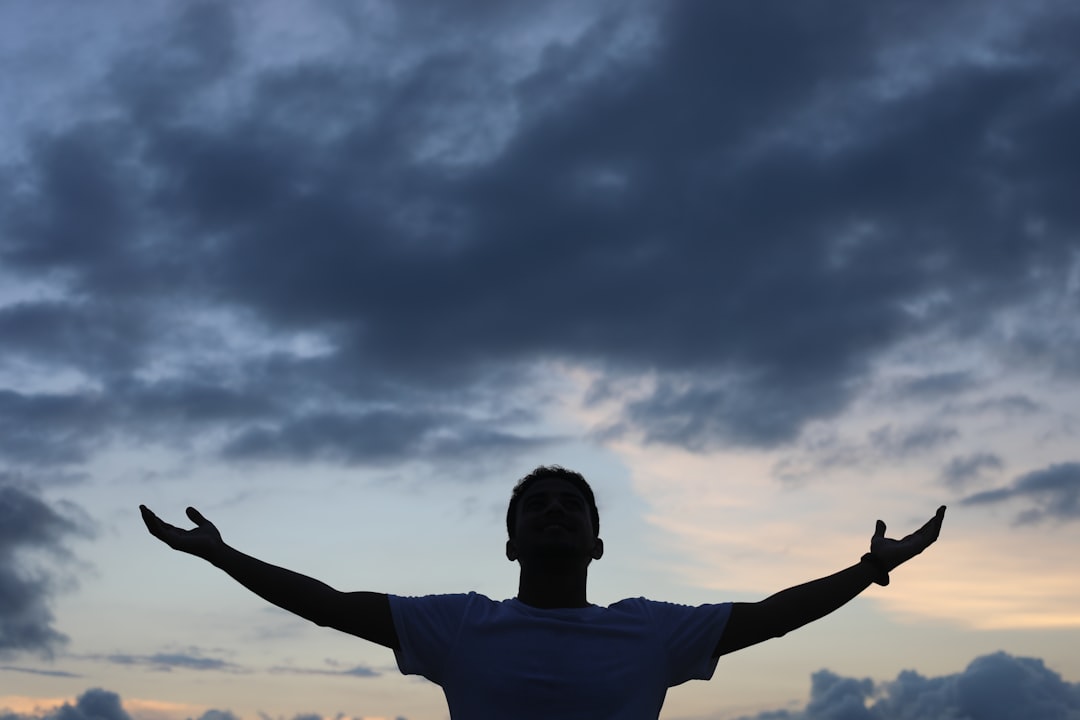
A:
[870,505,946,572]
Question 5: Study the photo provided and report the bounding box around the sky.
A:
[2,1,1080,718]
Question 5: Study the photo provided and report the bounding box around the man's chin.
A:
[537,543,591,562]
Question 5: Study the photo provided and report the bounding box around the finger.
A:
[140,505,184,543]
[919,506,945,534]
[874,519,886,540]
[910,505,946,548]
[140,504,165,535]
[924,505,946,542]
[186,506,209,526]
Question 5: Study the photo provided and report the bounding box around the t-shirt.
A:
[389,592,732,719]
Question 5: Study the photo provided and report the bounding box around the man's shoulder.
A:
[390,590,496,607]
[606,596,733,622]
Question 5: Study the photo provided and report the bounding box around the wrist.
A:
[860,552,890,586]
[201,541,232,566]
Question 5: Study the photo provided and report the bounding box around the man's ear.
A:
[506,539,518,562]
[591,537,604,561]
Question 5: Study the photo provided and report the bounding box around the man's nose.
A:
[543,498,571,515]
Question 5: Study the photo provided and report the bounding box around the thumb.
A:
[873,519,886,541]
[186,506,209,526]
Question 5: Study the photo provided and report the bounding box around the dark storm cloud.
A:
[0,391,110,465]
[0,485,92,658]
[2,0,1080,467]
[223,408,552,465]
[961,462,1080,524]
[0,301,145,376]
[736,652,1080,720]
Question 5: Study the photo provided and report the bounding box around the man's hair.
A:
[506,465,600,539]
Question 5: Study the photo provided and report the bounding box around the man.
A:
[141,465,945,719]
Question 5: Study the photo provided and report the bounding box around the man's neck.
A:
[516,564,590,609]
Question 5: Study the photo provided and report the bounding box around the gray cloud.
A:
[0,664,81,677]
[269,663,380,679]
[945,394,1042,418]
[3,689,134,720]
[870,424,960,459]
[890,371,980,402]
[92,649,379,677]
[941,452,1004,489]
[961,462,1080,524]
[0,485,92,659]
[101,651,239,673]
[735,651,1080,720]
[1,0,1079,471]
[0,391,112,466]
[221,409,555,466]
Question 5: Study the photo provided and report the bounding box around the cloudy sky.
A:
[2,1,1080,718]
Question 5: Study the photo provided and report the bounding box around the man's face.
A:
[507,477,602,565]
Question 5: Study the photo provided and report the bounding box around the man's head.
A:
[507,465,599,539]
[505,465,602,565]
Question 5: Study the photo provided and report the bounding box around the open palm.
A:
[140,505,224,559]
[870,505,946,572]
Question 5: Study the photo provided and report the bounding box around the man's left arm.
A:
[713,505,946,657]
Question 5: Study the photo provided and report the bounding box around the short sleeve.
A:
[645,599,732,686]
[388,593,473,684]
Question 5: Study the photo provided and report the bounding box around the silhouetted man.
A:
[141,465,945,719]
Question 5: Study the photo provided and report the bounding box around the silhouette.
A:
[141,465,945,719]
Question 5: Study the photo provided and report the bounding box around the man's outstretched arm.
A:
[713,505,945,657]
[140,505,399,650]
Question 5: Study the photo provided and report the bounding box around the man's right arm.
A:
[140,505,399,650]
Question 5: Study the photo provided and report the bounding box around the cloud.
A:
[869,423,960,459]
[0,689,133,720]
[890,371,980,401]
[734,651,1080,720]
[961,462,1080,524]
[945,394,1042,418]
[0,485,92,659]
[269,663,381,679]
[91,650,379,677]
[5,654,1076,720]
[941,452,1004,489]
[99,652,239,673]
[221,408,555,466]
[0,689,398,720]
[0,391,111,466]
[0,665,81,678]
[1,0,1080,474]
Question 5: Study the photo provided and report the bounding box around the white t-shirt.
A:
[389,592,732,719]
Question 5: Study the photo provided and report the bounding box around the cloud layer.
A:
[2,0,1078,479]
[3,653,1074,720]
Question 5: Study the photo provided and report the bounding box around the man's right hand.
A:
[140,505,224,560]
